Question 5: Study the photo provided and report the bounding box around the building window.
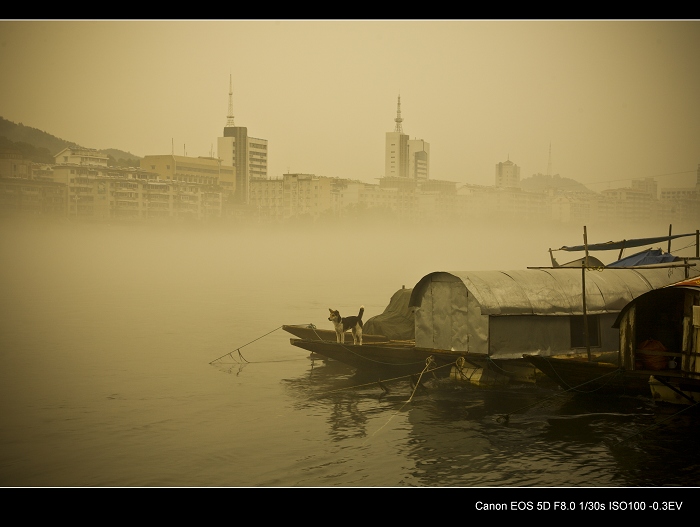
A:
[570,315,600,348]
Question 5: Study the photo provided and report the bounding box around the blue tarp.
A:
[607,248,678,267]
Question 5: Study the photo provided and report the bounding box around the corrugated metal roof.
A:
[410,267,699,316]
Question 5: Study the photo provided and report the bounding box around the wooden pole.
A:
[668,224,672,253]
[617,240,626,261]
[582,226,591,361]
[582,260,591,361]
[696,230,699,258]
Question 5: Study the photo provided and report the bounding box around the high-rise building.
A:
[408,139,430,180]
[384,96,430,180]
[495,158,520,188]
[217,75,268,204]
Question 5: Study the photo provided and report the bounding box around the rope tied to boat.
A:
[362,356,440,446]
[610,398,700,448]
[494,366,631,424]
[454,356,482,381]
[209,325,285,364]
[549,362,628,394]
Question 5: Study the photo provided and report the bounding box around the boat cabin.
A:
[408,267,698,359]
[613,277,700,377]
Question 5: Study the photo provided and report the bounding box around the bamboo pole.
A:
[528,263,696,270]
[582,226,591,361]
[668,224,672,253]
[617,240,626,261]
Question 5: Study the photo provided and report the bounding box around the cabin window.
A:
[570,315,600,348]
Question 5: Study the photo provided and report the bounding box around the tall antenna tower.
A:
[394,95,404,133]
[547,142,552,177]
[226,74,235,127]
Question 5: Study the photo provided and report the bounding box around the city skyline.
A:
[1,20,699,192]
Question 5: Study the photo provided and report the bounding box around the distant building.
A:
[216,75,268,205]
[249,173,333,220]
[495,158,520,188]
[659,164,700,201]
[0,148,33,179]
[632,177,658,199]
[600,187,657,223]
[384,96,430,180]
[140,155,225,186]
[408,139,430,180]
[54,147,108,167]
[0,177,67,217]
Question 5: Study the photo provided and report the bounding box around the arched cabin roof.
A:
[612,277,700,328]
[408,268,698,316]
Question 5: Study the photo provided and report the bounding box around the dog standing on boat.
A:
[328,306,364,345]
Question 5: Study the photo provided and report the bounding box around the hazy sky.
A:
[1,20,699,190]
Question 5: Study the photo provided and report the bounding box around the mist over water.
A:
[1,216,700,487]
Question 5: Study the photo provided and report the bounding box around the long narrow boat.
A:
[289,338,461,378]
[282,324,389,343]
[289,337,541,384]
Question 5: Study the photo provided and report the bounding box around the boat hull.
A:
[282,324,389,343]
[523,354,653,396]
[290,338,461,377]
[649,376,700,405]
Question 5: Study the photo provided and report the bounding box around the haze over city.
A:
[0,19,698,191]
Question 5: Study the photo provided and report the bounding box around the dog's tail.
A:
[357,306,364,326]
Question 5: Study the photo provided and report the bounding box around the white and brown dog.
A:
[328,306,364,345]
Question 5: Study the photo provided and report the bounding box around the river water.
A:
[1,217,700,493]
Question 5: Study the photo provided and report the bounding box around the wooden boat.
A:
[523,354,652,396]
[290,337,543,385]
[288,228,700,389]
[524,275,700,405]
[282,324,390,343]
[289,337,462,378]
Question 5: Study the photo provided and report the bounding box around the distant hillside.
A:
[0,117,141,167]
[521,173,593,194]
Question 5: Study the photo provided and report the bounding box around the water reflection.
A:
[284,359,700,487]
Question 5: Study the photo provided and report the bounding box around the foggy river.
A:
[2,217,700,491]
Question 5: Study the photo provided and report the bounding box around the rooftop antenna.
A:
[547,142,552,176]
[226,73,235,127]
[171,138,174,155]
[394,94,403,133]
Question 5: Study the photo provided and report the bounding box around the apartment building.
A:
[0,148,33,179]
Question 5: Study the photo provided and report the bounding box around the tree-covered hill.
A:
[520,173,593,194]
[0,117,141,167]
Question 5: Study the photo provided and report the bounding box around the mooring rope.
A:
[547,363,628,394]
[209,324,288,364]
[610,398,700,448]
[310,359,454,398]
[326,342,434,366]
[493,364,627,423]
[362,356,438,445]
